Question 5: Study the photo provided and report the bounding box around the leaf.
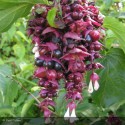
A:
[21,99,34,117]
[55,89,66,116]
[64,32,82,40]
[103,0,113,9]
[0,0,48,33]
[0,65,18,108]
[92,48,125,107]
[47,7,57,28]
[13,44,26,59]
[103,17,125,53]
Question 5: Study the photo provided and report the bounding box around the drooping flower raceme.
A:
[27,0,105,123]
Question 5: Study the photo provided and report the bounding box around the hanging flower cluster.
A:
[27,0,105,123]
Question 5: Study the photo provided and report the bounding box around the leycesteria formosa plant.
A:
[27,0,105,123]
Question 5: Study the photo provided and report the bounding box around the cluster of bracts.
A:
[27,0,105,123]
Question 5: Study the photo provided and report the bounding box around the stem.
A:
[6,75,58,116]
[7,75,41,104]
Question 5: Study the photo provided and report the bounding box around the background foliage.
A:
[0,0,125,124]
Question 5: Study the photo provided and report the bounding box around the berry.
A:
[71,12,79,20]
[54,63,62,71]
[89,30,100,41]
[35,58,44,67]
[48,93,53,98]
[63,6,71,13]
[94,44,102,51]
[52,36,61,44]
[75,76,82,83]
[43,61,48,67]
[65,16,73,24]
[71,3,79,11]
[40,93,47,98]
[52,84,58,89]
[53,49,63,58]
[44,82,51,88]
[47,61,55,69]
[68,74,74,80]
[57,72,64,80]
[78,12,83,19]
[38,79,45,87]
[47,70,57,80]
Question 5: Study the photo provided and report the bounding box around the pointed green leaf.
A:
[0,0,48,33]
[103,17,125,53]
[93,48,125,107]
[47,7,57,28]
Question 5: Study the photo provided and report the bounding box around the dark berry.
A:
[52,36,61,44]
[38,79,45,87]
[68,74,74,80]
[54,63,62,71]
[47,61,55,69]
[71,3,79,11]
[53,49,63,58]
[43,61,48,67]
[35,59,44,67]
[44,82,51,88]
[63,6,71,13]
[52,84,58,89]
[71,12,79,20]
[75,76,82,83]
[40,93,47,98]
[48,93,53,98]
[94,53,100,58]
[85,35,92,42]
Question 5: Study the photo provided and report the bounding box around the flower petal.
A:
[64,107,70,120]
[34,51,40,58]
[94,80,100,91]
[70,109,78,123]
[88,80,94,93]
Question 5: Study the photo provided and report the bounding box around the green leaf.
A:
[21,99,34,117]
[103,17,125,53]
[0,0,48,33]
[13,44,26,59]
[93,48,125,107]
[0,65,18,107]
[103,0,113,9]
[55,89,66,116]
[47,7,57,28]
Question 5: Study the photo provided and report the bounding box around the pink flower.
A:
[88,72,100,93]
[64,102,78,123]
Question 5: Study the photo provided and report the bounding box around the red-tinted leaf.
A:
[64,32,82,40]
[68,60,85,72]
[42,27,59,37]
[62,48,90,61]
[41,42,58,51]
[34,67,47,78]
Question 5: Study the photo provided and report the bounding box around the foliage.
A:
[0,0,125,124]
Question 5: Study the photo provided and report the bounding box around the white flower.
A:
[64,107,70,120]
[34,51,40,58]
[88,80,94,93]
[32,43,38,53]
[94,80,99,91]
[70,108,78,123]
